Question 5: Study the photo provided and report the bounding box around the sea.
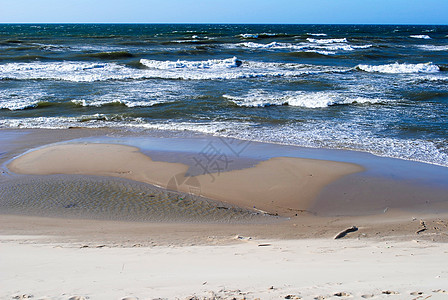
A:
[1,24,447,167]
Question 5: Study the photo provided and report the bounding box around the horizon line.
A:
[1,22,447,26]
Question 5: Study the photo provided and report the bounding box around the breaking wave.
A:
[224,90,384,108]
[139,56,243,69]
[356,62,440,74]
[410,35,431,39]
[0,59,351,81]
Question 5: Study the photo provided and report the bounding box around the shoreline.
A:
[1,127,448,241]
[2,127,448,218]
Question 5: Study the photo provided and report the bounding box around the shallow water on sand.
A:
[0,174,278,223]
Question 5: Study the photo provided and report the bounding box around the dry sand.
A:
[2,232,448,300]
[8,143,363,216]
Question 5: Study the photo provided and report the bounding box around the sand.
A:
[2,129,448,299]
[7,143,363,216]
[2,232,448,300]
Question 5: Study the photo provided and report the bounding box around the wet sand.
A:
[7,142,363,216]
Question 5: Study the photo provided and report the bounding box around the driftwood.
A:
[334,226,358,239]
[416,219,427,234]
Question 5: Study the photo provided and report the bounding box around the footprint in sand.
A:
[12,295,33,299]
[361,294,374,298]
[382,290,399,295]
[334,292,351,297]
[410,291,423,296]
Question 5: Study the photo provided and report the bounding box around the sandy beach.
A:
[1,128,448,299]
[2,233,448,300]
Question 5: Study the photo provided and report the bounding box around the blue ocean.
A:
[0,24,447,166]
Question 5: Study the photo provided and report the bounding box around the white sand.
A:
[2,235,448,300]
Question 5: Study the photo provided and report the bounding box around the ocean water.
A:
[1,24,447,166]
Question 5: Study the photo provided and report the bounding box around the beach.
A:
[1,128,448,299]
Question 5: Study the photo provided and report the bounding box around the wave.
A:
[233,41,371,53]
[240,33,259,39]
[410,35,431,39]
[78,51,135,59]
[71,98,168,108]
[306,38,348,44]
[280,51,330,58]
[356,62,440,74]
[0,100,40,110]
[0,89,52,110]
[0,61,140,82]
[140,56,242,69]
[223,90,384,108]
[0,100,80,111]
[307,33,327,37]
[417,45,448,51]
[0,59,351,82]
[239,33,291,39]
[0,40,24,45]
[7,55,49,61]
[2,115,446,167]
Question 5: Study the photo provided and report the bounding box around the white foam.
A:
[0,59,352,82]
[135,119,448,167]
[237,41,314,52]
[240,33,258,39]
[140,56,242,69]
[0,99,39,110]
[71,82,185,107]
[357,62,440,74]
[239,33,280,39]
[306,38,348,44]
[417,45,448,51]
[129,120,254,135]
[0,61,140,82]
[410,35,431,39]
[71,98,167,108]
[224,90,383,108]
[234,41,371,53]
[1,110,446,167]
[307,33,327,37]
[0,89,49,111]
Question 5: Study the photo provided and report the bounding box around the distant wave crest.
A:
[356,62,440,74]
[410,35,431,39]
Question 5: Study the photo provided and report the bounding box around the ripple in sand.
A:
[0,175,277,223]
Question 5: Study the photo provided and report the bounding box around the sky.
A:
[1,0,447,24]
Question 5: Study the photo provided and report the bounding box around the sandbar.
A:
[7,142,363,216]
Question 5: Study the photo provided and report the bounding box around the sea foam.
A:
[410,35,431,39]
[418,45,448,51]
[356,62,440,74]
[224,90,383,108]
[139,56,242,69]
[306,38,348,44]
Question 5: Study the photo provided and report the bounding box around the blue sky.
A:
[1,0,447,24]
